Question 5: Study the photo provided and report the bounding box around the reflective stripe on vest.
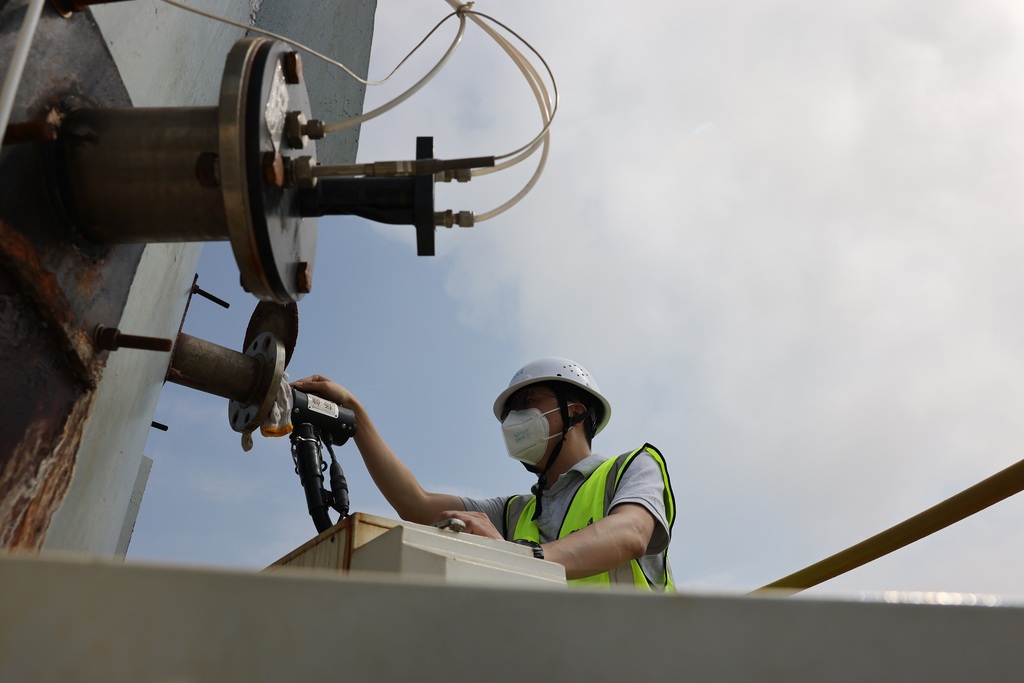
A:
[503,443,675,591]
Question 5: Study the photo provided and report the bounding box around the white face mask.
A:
[501,406,561,466]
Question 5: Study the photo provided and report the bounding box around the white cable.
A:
[159,0,453,88]
[469,22,551,176]
[0,0,47,144]
[440,2,556,222]
[471,45,548,174]
[452,7,558,163]
[373,12,468,88]
[160,0,553,166]
[160,0,553,223]
[466,16,552,221]
[158,0,469,134]
[323,12,467,133]
[474,130,549,222]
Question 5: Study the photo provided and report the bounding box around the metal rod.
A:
[191,283,231,309]
[312,156,496,178]
[754,457,1024,595]
[94,325,172,352]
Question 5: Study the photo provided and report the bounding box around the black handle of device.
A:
[329,458,349,518]
[291,422,333,534]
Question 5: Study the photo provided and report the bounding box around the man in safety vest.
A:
[292,357,675,590]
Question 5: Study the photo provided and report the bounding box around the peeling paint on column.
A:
[0,225,100,550]
[0,395,96,550]
[0,1,140,551]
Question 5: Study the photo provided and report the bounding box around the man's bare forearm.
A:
[291,375,464,524]
[347,399,465,523]
[542,503,654,580]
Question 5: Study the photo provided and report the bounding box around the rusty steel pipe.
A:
[168,333,263,404]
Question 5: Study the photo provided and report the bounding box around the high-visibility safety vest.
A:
[502,443,675,591]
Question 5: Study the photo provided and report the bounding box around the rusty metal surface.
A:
[243,301,299,367]
[0,225,97,550]
[0,1,142,550]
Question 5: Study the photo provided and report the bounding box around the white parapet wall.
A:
[2,552,1024,682]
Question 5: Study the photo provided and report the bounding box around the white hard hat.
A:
[493,357,611,434]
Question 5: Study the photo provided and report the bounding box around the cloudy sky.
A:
[130,0,1024,597]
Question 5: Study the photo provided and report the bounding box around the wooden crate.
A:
[267,512,397,572]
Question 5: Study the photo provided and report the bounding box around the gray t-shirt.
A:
[460,451,672,586]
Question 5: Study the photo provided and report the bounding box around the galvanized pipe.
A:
[167,333,262,404]
[755,457,1024,595]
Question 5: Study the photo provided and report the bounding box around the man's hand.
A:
[433,510,503,540]
[291,375,355,407]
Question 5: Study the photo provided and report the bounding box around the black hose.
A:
[329,458,350,518]
[291,422,332,534]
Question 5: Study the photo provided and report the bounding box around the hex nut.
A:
[303,119,326,140]
[296,262,313,294]
[284,51,303,85]
[285,111,309,150]
[292,156,318,189]
[262,151,285,188]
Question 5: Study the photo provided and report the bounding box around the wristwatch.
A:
[513,539,544,560]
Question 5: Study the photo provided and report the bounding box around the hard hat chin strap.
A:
[525,395,594,521]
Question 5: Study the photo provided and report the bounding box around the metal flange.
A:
[227,331,286,433]
[56,38,318,303]
[220,38,318,303]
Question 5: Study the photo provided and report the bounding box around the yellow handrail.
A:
[754,457,1024,595]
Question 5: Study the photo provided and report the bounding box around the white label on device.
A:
[307,394,339,418]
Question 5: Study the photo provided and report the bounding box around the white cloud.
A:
[414,0,1024,592]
